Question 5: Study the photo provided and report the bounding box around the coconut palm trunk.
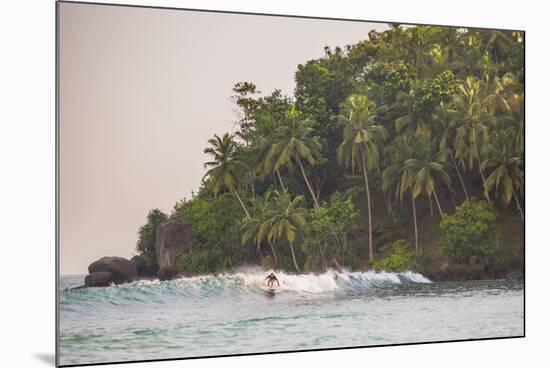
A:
[361,153,374,261]
[477,157,491,201]
[382,191,393,216]
[296,156,320,209]
[232,188,251,219]
[268,239,278,263]
[512,188,524,221]
[276,169,286,191]
[450,152,470,202]
[248,171,255,198]
[289,240,301,272]
[272,172,278,190]
[433,187,445,219]
[411,194,419,252]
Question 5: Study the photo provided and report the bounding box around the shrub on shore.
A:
[370,240,413,272]
[439,200,501,265]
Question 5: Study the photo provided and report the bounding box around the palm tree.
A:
[436,106,470,202]
[400,26,438,76]
[405,132,452,219]
[481,129,524,220]
[451,33,487,77]
[508,91,524,153]
[242,113,286,190]
[485,74,524,152]
[269,108,323,209]
[264,191,309,272]
[203,133,251,219]
[337,94,388,261]
[394,89,430,137]
[447,76,494,198]
[382,136,420,251]
[479,30,513,67]
[241,192,277,262]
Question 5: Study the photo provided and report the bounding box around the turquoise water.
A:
[59,270,524,366]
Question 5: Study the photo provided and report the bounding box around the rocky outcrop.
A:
[158,266,177,281]
[88,256,137,284]
[81,220,192,287]
[506,269,523,280]
[422,261,526,282]
[155,219,193,272]
[85,271,113,287]
[130,255,157,277]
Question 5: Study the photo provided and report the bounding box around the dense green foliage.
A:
[370,240,416,272]
[171,188,247,274]
[439,200,500,264]
[136,209,168,268]
[306,192,360,269]
[135,25,524,274]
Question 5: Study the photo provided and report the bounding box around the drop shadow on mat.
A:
[34,353,55,366]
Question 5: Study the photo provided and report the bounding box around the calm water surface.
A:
[59,270,524,366]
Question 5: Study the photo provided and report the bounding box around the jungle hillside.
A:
[136,24,525,279]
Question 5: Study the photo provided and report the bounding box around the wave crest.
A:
[61,269,431,308]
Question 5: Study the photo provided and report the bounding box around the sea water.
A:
[58,270,524,366]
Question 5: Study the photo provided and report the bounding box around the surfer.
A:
[265,272,279,288]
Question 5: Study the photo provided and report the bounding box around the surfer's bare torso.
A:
[265,273,279,288]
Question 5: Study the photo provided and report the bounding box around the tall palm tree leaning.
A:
[448,76,493,200]
[337,94,388,261]
[269,107,323,209]
[406,131,452,219]
[382,136,420,251]
[244,113,286,190]
[264,191,309,272]
[436,106,471,202]
[241,192,278,263]
[482,129,524,220]
[203,133,251,219]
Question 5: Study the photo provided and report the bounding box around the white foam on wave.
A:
[342,270,432,285]
[158,269,431,294]
[115,269,431,294]
[233,270,342,293]
[399,270,432,283]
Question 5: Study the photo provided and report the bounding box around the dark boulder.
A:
[424,260,509,282]
[158,266,177,281]
[130,256,150,276]
[88,256,137,284]
[155,220,193,272]
[85,271,113,287]
[506,269,523,280]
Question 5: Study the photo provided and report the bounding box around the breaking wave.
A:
[60,270,430,307]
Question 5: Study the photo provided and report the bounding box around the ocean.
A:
[58,270,524,366]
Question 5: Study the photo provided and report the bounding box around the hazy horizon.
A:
[58,2,388,275]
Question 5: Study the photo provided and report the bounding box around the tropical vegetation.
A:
[135,25,524,274]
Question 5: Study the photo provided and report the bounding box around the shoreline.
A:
[62,265,524,291]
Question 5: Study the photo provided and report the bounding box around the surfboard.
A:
[262,286,277,295]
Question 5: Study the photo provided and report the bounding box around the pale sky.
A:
[58,2,388,275]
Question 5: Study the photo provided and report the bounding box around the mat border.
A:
[55,1,526,367]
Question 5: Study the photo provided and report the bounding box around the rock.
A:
[155,219,193,271]
[88,256,137,284]
[506,269,523,280]
[130,255,148,277]
[85,271,113,287]
[158,266,177,281]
